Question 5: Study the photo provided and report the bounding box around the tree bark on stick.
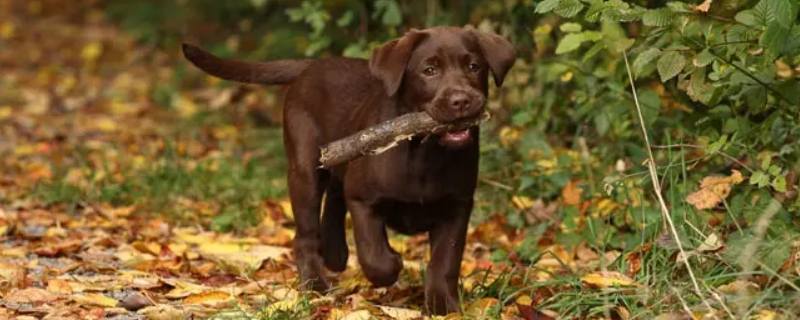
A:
[319,112,490,168]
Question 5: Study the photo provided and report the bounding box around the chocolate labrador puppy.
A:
[182,26,515,314]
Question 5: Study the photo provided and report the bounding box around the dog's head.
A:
[369,26,516,147]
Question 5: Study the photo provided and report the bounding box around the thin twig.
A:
[622,51,715,315]
[652,143,754,174]
[479,178,513,191]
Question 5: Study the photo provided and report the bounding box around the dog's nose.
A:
[449,93,470,111]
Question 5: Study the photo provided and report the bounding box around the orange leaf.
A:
[685,170,743,210]
[562,180,582,206]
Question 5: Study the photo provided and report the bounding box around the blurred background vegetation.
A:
[2,0,799,316]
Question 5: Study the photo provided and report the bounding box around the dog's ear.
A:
[369,30,428,96]
[467,27,516,87]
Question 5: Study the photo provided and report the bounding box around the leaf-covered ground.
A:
[1,3,798,320]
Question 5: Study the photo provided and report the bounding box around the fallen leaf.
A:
[378,305,422,319]
[580,271,638,288]
[0,262,26,290]
[562,180,582,206]
[182,290,234,307]
[5,288,59,304]
[47,279,73,294]
[138,304,185,320]
[199,243,290,276]
[338,309,373,320]
[72,293,119,307]
[685,170,744,210]
[716,280,760,295]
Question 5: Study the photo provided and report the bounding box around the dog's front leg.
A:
[349,200,403,287]
[424,199,472,315]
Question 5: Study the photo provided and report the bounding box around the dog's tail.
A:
[182,43,313,85]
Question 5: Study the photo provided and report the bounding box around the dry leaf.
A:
[716,280,760,295]
[562,180,582,206]
[685,170,744,210]
[72,293,119,307]
[694,0,712,12]
[377,305,422,319]
[138,304,185,320]
[580,271,638,288]
[5,288,60,304]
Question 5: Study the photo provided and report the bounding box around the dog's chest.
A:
[370,142,477,202]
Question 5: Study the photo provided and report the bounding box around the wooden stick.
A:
[319,111,490,168]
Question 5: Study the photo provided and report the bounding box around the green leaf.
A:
[694,48,715,67]
[760,154,772,170]
[768,164,781,176]
[761,22,790,57]
[374,0,402,27]
[642,8,674,27]
[594,109,611,136]
[560,22,583,33]
[535,0,560,13]
[636,88,661,127]
[734,9,759,26]
[768,0,798,28]
[555,33,586,54]
[749,170,770,187]
[707,135,728,155]
[666,1,693,13]
[772,175,787,192]
[336,10,354,27]
[582,30,604,41]
[633,48,662,76]
[656,51,687,82]
[582,42,606,63]
[554,0,585,18]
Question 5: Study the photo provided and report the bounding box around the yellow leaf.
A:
[72,293,119,307]
[183,290,233,307]
[580,271,638,288]
[0,106,11,120]
[512,196,534,210]
[199,243,290,276]
[161,279,211,299]
[47,279,73,294]
[172,94,198,119]
[279,200,294,221]
[717,280,759,295]
[14,143,37,156]
[560,71,574,82]
[94,117,119,133]
[750,309,782,320]
[498,126,520,148]
[378,305,422,319]
[516,294,533,306]
[138,304,185,320]
[81,41,103,62]
[262,299,300,316]
[0,21,15,39]
[685,170,744,210]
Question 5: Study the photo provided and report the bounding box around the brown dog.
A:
[182,26,515,314]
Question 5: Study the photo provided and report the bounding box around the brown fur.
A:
[182,26,515,315]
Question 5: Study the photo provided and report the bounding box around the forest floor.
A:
[0,3,796,320]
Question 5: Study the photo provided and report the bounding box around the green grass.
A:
[31,113,288,232]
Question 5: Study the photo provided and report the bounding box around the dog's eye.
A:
[423,66,437,76]
[468,63,480,72]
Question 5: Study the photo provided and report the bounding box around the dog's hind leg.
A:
[284,108,330,292]
[320,178,349,272]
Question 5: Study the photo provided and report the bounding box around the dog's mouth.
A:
[440,128,470,142]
